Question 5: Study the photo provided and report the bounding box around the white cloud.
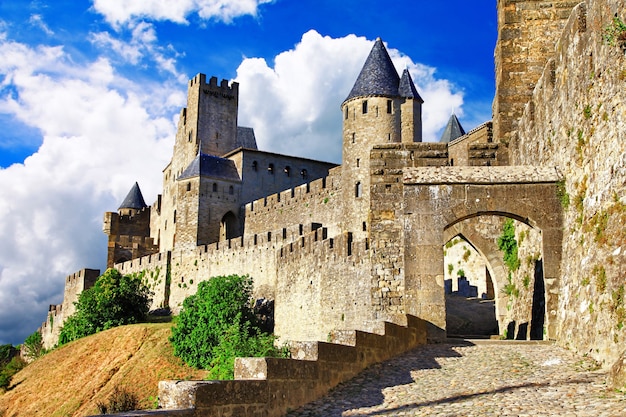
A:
[28,14,54,36]
[91,0,274,27]
[235,30,464,163]
[0,37,180,345]
[90,22,185,80]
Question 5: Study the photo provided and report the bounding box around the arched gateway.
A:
[370,165,563,342]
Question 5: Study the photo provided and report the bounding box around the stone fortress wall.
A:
[40,269,100,348]
[510,0,626,365]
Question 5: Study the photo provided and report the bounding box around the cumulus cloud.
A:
[0,37,180,345]
[235,30,464,163]
[91,0,274,27]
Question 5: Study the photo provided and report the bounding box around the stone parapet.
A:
[95,315,426,417]
[403,166,562,185]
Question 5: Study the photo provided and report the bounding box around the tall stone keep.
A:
[340,38,423,237]
[493,0,577,151]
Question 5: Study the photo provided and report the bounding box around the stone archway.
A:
[370,166,563,342]
[443,214,546,339]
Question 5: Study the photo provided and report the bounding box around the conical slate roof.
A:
[344,38,401,102]
[440,114,466,143]
[398,69,424,103]
[118,182,147,210]
[178,152,240,181]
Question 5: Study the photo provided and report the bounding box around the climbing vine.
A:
[497,219,520,272]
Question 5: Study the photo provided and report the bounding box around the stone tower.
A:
[493,0,576,150]
[340,38,423,237]
[103,182,157,267]
[154,75,242,251]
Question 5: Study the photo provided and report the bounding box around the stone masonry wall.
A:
[243,168,343,238]
[274,232,375,342]
[40,269,100,349]
[512,1,626,365]
[116,252,171,311]
[493,0,579,149]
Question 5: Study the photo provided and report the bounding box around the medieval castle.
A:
[39,0,626,378]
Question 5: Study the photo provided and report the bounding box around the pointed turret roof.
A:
[398,69,424,102]
[440,114,466,143]
[344,38,400,102]
[118,182,147,210]
[178,152,240,181]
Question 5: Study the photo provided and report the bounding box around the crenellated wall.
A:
[39,268,100,349]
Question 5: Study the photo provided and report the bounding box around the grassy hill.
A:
[0,323,207,417]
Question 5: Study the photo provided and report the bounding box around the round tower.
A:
[340,38,423,238]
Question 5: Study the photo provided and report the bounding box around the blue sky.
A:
[0,0,496,345]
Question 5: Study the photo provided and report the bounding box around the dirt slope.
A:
[0,323,207,417]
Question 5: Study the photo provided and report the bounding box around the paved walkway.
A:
[286,340,626,417]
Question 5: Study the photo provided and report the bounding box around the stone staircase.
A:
[91,315,427,417]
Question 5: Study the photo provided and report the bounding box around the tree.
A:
[23,331,45,360]
[170,275,287,379]
[58,269,153,345]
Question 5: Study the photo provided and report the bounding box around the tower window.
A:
[362,100,368,114]
[186,183,191,192]
[301,169,308,179]
[188,131,192,142]
[345,106,349,120]
[284,166,291,176]
[387,100,392,114]
[212,183,218,192]
[252,161,258,171]
[173,210,177,224]
[352,132,356,143]
[229,185,234,195]
[356,158,360,167]
[268,163,274,174]
[355,182,362,198]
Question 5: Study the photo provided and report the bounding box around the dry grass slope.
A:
[0,323,207,417]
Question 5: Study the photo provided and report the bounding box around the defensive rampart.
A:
[511,1,626,365]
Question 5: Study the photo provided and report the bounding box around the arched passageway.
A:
[443,215,546,340]
[377,166,563,342]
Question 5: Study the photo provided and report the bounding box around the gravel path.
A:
[286,340,626,417]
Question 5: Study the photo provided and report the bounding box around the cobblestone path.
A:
[286,340,626,417]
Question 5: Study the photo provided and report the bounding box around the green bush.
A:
[59,269,153,345]
[170,275,287,379]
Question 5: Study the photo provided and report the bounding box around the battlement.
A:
[278,230,369,262]
[245,170,340,215]
[116,251,168,272]
[64,268,100,290]
[188,73,239,96]
[114,234,157,249]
